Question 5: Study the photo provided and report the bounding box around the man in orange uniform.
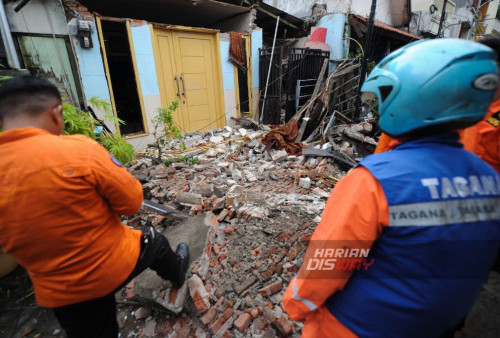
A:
[282,39,500,337]
[460,37,500,173]
[0,77,189,338]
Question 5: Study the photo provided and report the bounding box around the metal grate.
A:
[284,48,330,122]
[259,47,283,125]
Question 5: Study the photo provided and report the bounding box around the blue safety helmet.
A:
[361,38,499,138]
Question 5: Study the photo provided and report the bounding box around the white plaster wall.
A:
[351,0,409,27]
[449,5,472,38]
[262,0,350,18]
[5,0,68,35]
[409,0,459,37]
[224,89,238,127]
[483,0,500,35]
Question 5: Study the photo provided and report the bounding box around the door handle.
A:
[174,75,181,98]
[180,74,186,97]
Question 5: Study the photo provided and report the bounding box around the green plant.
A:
[151,101,182,161]
[100,132,135,165]
[190,155,201,165]
[63,102,96,138]
[62,98,136,165]
[164,154,200,167]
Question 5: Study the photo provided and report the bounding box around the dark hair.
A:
[0,76,62,119]
[478,37,500,60]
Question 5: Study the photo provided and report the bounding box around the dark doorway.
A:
[100,20,145,135]
[236,37,250,114]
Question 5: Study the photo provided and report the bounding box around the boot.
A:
[171,243,190,289]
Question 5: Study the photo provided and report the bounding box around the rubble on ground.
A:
[119,119,377,337]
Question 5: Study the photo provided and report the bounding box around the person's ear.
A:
[50,104,64,134]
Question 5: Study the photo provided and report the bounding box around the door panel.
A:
[154,31,186,129]
[181,57,206,74]
[173,32,219,132]
[184,73,207,91]
[153,28,222,132]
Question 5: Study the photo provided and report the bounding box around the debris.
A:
[271,150,288,162]
[123,115,379,336]
[188,274,210,314]
[134,307,151,320]
[261,119,305,155]
[298,177,311,189]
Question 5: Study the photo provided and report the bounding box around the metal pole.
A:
[356,0,377,120]
[260,15,279,124]
[0,2,21,69]
[436,0,448,38]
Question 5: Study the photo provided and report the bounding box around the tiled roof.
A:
[353,14,422,40]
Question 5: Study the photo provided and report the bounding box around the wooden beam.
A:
[295,58,329,143]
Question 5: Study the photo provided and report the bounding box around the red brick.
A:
[234,313,252,332]
[217,209,229,222]
[169,288,178,305]
[191,289,209,313]
[188,275,210,314]
[298,220,312,232]
[258,281,283,297]
[260,263,276,281]
[213,245,220,255]
[209,308,233,334]
[250,245,263,257]
[276,232,293,241]
[200,307,217,325]
[287,243,300,260]
[221,330,233,338]
[301,234,312,244]
[225,196,235,208]
[268,245,278,255]
[274,316,293,336]
[218,252,228,262]
[250,308,259,318]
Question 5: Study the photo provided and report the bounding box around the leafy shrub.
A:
[63,97,136,165]
[151,101,182,161]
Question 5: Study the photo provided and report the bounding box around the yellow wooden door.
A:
[152,29,185,130]
[153,28,222,132]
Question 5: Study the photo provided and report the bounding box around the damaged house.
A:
[0,0,272,150]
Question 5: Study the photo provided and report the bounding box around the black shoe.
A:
[171,243,190,289]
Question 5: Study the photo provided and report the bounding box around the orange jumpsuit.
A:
[0,128,143,308]
[282,167,388,337]
[460,99,500,173]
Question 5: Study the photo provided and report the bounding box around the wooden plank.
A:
[295,58,329,143]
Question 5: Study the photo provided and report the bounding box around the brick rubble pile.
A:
[119,120,376,337]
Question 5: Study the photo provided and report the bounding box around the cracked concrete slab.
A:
[132,214,211,308]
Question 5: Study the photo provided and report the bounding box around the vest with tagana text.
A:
[325,134,500,338]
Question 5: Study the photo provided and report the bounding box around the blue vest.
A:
[325,134,500,338]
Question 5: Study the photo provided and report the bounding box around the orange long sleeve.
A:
[0,128,143,307]
[460,99,500,173]
[282,166,389,336]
